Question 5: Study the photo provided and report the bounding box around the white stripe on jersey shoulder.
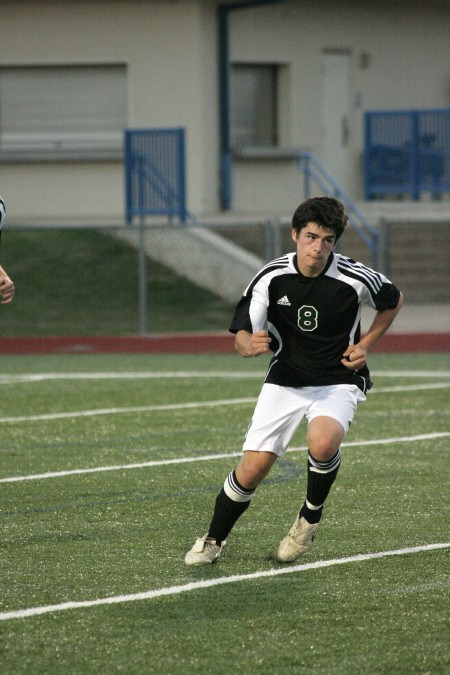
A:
[259,253,292,273]
[334,254,384,294]
[0,196,5,228]
[243,253,295,295]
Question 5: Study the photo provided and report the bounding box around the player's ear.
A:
[291,228,298,243]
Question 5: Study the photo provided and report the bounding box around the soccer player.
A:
[185,196,403,566]
[0,196,15,304]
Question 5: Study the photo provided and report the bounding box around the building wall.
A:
[0,0,219,224]
[230,0,450,212]
[0,0,449,224]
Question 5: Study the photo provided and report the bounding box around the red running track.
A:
[0,333,448,355]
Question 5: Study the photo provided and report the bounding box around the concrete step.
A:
[112,225,263,304]
[206,215,450,303]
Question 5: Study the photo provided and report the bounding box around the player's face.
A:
[292,222,336,277]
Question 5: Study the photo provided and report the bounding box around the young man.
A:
[185,196,403,566]
[0,196,15,304]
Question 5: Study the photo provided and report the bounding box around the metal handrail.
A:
[296,150,379,268]
[125,128,197,225]
[364,108,450,200]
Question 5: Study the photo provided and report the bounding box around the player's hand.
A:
[0,276,15,304]
[250,330,272,356]
[235,329,271,357]
[341,344,367,370]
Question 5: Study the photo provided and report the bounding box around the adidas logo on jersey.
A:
[277,295,291,306]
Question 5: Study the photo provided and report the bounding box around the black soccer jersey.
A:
[229,252,401,389]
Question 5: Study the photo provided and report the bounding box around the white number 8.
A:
[298,305,318,331]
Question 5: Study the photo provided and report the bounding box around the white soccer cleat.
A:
[184,536,226,566]
[276,515,321,563]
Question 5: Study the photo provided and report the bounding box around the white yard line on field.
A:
[0,542,448,622]
[1,432,448,484]
[0,451,243,482]
[0,369,449,384]
[0,397,258,423]
[371,382,450,393]
[0,372,263,384]
[0,381,449,426]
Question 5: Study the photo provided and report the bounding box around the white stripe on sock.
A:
[223,471,254,503]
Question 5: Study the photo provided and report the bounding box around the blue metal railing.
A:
[296,150,379,269]
[125,128,196,224]
[364,109,450,200]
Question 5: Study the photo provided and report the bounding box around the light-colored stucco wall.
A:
[0,0,219,223]
[0,0,449,224]
[229,0,450,212]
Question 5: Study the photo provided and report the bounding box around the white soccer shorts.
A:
[243,383,366,457]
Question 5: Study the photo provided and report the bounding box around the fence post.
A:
[262,218,283,261]
[138,218,148,335]
[178,129,187,223]
[377,218,388,276]
[262,220,274,261]
[363,113,370,200]
[125,131,132,224]
[411,111,420,200]
[272,219,282,260]
[302,153,311,198]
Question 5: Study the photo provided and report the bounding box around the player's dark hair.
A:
[291,196,348,241]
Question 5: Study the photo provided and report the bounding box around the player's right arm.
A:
[230,268,272,357]
[235,329,271,358]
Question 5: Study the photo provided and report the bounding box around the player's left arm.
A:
[342,291,404,369]
[0,264,15,304]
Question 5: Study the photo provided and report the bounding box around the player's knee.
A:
[308,439,339,462]
[307,419,344,460]
[236,451,276,489]
[236,463,265,488]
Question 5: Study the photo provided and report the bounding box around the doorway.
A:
[321,50,352,190]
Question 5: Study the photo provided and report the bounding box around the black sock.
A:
[300,502,323,524]
[207,470,255,544]
[300,449,341,524]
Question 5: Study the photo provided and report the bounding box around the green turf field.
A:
[1,352,449,674]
